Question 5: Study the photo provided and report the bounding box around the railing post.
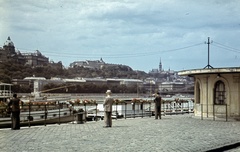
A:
[84,104,87,122]
[71,104,74,123]
[28,101,31,128]
[58,101,61,125]
[226,104,228,122]
[213,104,215,121]
[149,102,151,117]
[133,103,135,118]
[160,102,162,119]
[95,103,98,121]
[125,102,127,119]
[163,101,165,114]
[44,104,47,126]
[170,102,172,115]
[115,103,118,120]
[141,103,143,118]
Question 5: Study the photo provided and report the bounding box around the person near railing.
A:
[7,93,22,130]
[103,90,114,127]
[154,92,162,119]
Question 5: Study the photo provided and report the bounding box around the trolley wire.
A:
[10,42,204,59]
[212,41,240,53]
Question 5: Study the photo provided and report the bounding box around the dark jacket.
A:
[8,98,21,112]
[154,96,161,107]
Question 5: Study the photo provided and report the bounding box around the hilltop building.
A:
[0,37,49,67]
[21,50,49,67]
[0,37,25,64]
[69,58,132,71]
[70,58,105,69]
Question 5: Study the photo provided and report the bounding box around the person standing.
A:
[8,93,21,130]
[154,92,162,119]
[103,90,114,127]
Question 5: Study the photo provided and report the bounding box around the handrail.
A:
[200,104,229,121]
[0,101,194,128]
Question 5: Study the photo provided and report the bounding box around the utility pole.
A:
[204,37,213,69]
[203,37,212,117]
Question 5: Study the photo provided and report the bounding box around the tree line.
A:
[42,83,146,94]
[0,60,150,93]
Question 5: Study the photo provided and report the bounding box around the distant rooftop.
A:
[24,77,46,80]
[4,36,14,47]
[0,82,12,86]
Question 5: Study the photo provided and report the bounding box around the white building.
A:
[179,67,240,119]
[159,82,185,91]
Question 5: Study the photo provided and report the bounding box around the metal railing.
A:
[199,104,228,121]
[0,101,194,128]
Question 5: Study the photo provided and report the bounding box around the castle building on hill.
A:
[0,37,25,64]
[70,58,105,69]
[0,37,49,67]
[22,50,49,66]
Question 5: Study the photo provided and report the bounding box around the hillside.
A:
[0,60,149,83]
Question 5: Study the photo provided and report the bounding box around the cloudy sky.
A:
[1,0,240,72]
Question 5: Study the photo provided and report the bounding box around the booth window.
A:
[214,80,226,105]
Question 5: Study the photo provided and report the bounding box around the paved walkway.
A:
[1,114,240,152]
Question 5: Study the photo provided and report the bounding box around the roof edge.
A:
[178,67,240,76]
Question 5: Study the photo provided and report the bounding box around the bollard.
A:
[77,112,85,124]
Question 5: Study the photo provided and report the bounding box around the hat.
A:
[106,90,112,94]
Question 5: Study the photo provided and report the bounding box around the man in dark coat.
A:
[154,92,162,119]
[8,94,21,130]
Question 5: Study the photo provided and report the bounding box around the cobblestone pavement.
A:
[1,114,240,152]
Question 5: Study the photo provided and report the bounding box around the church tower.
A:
[159,58,162,72]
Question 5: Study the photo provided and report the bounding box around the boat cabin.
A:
[0,83,12,102]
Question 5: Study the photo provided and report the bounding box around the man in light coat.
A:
[103,90,114,127]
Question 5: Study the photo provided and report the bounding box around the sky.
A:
[0,0,240,72]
